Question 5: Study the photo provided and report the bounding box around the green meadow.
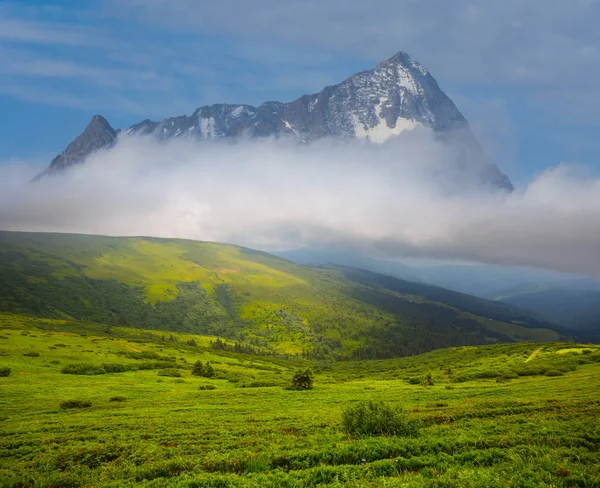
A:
[1,314,599,487]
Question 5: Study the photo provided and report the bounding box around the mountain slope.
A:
[0,231,563,358]
[36,51,513,190]
[496,287,600,341]
[274,247,421,282]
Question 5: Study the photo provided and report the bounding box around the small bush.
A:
[290,368,314,390]
[101,363,130,373]
[61,364,106,375]
[109,396,127,402]
[452,374,473,383]
[50,360,60,364]
[341,400,421,438]
[444,385,455,390]
[198,385,216,390]
[422,372,434,387]
[545,369,564,377]
[120,351,167,361]
[240,381,280,388]
[0,367,11,377]
[406,377,421,385]
[158,369,182,377]
[192,361,215,378]
[60,400,92,409]
[23,352,40,357]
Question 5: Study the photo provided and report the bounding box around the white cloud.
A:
[107,0,600,86]
[1,136,599,277]
[0,14,110,47]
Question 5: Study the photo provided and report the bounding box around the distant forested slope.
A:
[0,231,564,358]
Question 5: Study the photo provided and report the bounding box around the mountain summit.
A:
[34,115,117,180]
[36,51,513,190]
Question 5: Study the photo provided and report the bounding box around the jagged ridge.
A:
[37,51,513,190]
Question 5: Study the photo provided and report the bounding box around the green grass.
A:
[0,231,564,359]
[1,315,599,487]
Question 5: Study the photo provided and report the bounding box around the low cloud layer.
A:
[1,134,599,277]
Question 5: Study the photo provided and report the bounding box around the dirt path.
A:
[525,346,544,363]
[113,341,141,352]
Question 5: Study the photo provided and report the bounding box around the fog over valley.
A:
[1,133,599,277]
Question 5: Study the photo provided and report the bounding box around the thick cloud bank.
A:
[1,134,599,277]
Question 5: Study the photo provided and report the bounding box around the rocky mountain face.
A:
[34,115,117,180]
[36,51,513,190]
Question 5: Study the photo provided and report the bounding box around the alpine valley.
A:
[3,49,600,488]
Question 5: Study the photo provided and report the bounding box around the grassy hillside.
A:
[0,314,598,487]
[0,231,563,359]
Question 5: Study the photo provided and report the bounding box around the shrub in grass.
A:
[198,385,216,390]
[23,352,40,357]
[452,374,473,383]
[61,364,106,375]
[545,369,565,377]
[289,368,314,390]
[109,396,127,402]
[101,363,130,373]
[158,369,182,377]
[0,367,11,377]
[192,361,215,378]
[136,362,158,370]
[422,372,434,387]
[497,371,519,382]
[120,351,165,361]
[60,400,92,409]
[341,400,421,438]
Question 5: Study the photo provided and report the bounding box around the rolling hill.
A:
[0,231,564,359]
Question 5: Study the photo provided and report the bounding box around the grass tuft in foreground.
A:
[342,400,421,438]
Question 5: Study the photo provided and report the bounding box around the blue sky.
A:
[1,0,599,186]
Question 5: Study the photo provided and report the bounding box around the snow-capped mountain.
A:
[37,51,513,190]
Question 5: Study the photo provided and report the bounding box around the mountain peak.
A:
[33,114,118,180]
[377,50,413,66]
[36,51,514,191]
[88,114,115,131]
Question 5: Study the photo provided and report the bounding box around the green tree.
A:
[192,361,215,378]
[204,362,215,378]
